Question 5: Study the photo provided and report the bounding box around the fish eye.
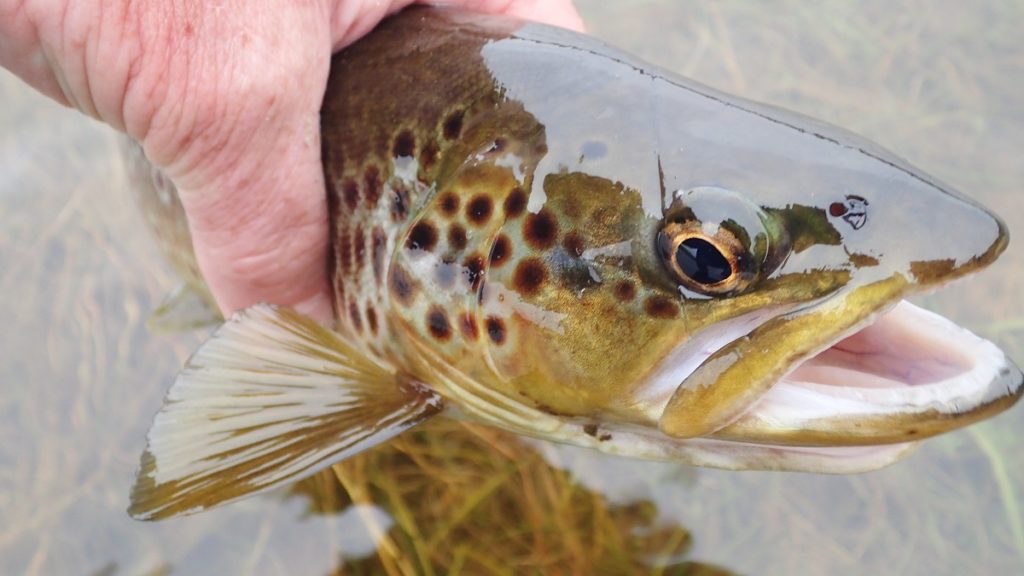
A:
[655,187,777,296]
[658,221,752,295]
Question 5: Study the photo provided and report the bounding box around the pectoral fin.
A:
[129,304,442,521]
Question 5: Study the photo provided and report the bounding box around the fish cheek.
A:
[483,266,689,421]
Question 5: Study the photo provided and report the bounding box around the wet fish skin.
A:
[126,7,1021,520]
[322,7,1012,430]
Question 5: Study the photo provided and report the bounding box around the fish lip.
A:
[707,300,1024,447]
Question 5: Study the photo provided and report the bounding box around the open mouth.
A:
[711,300,1024,448]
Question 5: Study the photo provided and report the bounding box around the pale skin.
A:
[0,0,583,324]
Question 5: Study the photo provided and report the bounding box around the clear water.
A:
[2,1,1021,574]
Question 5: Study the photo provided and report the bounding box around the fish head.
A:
[381,13,1020,466]
[397,22,1019,458]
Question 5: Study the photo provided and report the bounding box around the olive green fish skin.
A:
[322,8,1010,431]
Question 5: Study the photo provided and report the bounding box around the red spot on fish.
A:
[829,202,848,217]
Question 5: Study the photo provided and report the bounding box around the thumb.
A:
[138,5,335,323]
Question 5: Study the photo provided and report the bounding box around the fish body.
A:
[127,7,1022,520]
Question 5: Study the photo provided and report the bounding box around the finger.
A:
[329,0,584,50]
[440,0,585,32]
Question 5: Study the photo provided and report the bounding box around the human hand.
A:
[0,0,583,323]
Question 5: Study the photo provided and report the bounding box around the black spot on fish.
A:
[366,304,378,335]
[489,234,512,268]
[486,316,506,345]
[463,254,486,293]
[420,139,439,172]
[338,231,353,276]
[372,227,386,285]
[364,165,382,208]
[448,225,467,251]
[325,176,341,218]
[504,187,527,218]
[524,209,558,250]
[342,178,359,211]
[391,182,410,222]
[562,231,584,257]
[614,280,636,302]
[389,266,416,306]
[513,258,547,296]
[467,195,493,226]
[439,192,460,217]
[406,221,438,252]
[443,110,464,140]
[353,226,367,273]
[427,307,451,341]
[349,300,363,332]
[393,130,416,158]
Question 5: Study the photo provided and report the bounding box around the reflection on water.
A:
[1,1,1022,574]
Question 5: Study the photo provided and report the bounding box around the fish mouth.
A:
[705,299,1023,451]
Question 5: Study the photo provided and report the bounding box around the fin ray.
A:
[147,283,222,333]
[130,304,441,520]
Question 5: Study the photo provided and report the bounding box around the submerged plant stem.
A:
[968,426,1024,561]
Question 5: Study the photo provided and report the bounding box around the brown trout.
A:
[127,7,1023,520]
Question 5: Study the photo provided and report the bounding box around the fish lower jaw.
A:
[712,299,1024,447]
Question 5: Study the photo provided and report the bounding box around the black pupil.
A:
[676,238,732,285]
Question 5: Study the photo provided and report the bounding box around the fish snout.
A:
[900,187,1009,287]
